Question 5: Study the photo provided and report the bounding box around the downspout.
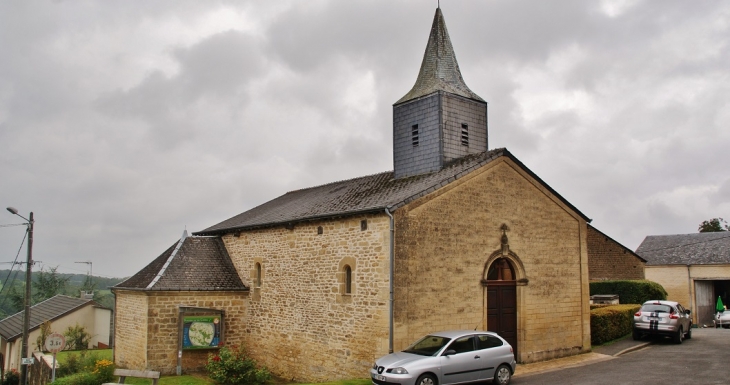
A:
[385,208,395,353]
[687,264,694,325]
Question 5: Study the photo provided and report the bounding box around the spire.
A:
[395,8,484,105]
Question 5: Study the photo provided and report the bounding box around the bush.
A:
[590,280,667,304]
[591,304,641,345]
[56,352,111,379]
[52,358,114,385]
[206,345,271,385]
[2,369,19,385]
[51,371,100,385]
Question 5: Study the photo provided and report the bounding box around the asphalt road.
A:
[512,328,730,385]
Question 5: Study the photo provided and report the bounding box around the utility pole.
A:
[6,207,33,385]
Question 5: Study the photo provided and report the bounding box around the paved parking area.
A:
[512,327,730,384]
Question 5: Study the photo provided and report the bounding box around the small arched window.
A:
[487,258,515,281]
[255,262,262,288]
[344,265,352,294]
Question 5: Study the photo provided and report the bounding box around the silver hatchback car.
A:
[632,300,692,343]
[371,330,516,385]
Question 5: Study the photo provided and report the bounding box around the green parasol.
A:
[716,296,725,313]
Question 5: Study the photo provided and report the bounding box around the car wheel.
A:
[632,328,641,341]
[685,327,692,339]
[416,373,437,385]
[494,364,511,385]
[673,326,683,344]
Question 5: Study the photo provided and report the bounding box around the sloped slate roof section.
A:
[0,295,99,341]
[636,232,730,265]
[395,8,484,105]
[114,236,247,291]
[195,148,590,236]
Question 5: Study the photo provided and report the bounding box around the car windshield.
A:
[641,304,672,313]
[403,335,451,356]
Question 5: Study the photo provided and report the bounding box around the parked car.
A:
[633,300,692,343]
[716,310,730,328]
[371,330,516,385]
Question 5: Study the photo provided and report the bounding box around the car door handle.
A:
[474,355,480,359]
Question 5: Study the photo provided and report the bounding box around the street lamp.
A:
[6,207,33,385]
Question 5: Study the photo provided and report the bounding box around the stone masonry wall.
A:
[587,226,645,281]
[393,157,591,363]
[114,290,149,370]
[222,214,391,382]
[146,292,247,374]
[113,290,247,374]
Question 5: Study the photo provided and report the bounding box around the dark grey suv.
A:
[633,300,692,343]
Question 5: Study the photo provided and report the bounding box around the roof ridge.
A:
[285,170,392,194]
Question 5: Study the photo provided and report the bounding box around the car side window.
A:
[447,336,475,354]
[476,335,503,350]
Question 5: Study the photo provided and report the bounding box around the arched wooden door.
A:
[486,258,518,357]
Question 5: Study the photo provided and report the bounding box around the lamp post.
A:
[6,207,33,385]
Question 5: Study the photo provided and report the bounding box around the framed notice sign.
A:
[182,314,222,349]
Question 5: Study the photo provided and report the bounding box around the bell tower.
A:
[393,8,488,179]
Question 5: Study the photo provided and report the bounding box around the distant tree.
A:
[80,274,97,293]
[32,266,70,303]
[7,285,25,313]
[699,218,729,232]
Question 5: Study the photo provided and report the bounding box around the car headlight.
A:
[391,367,408,375]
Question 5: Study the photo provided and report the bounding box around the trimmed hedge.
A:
[591,304,641,345]
[590,280,667,304]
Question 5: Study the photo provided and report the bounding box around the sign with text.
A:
[182,315,222,349]
[45,333,66,353]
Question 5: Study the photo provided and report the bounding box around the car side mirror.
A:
[685,309,691,315]
[442,349,456,356]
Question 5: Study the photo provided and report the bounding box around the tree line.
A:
[0,267,124,319]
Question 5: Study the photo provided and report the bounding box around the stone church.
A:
[112,8,605,382]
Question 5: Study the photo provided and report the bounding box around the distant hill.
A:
[0,270,127,318]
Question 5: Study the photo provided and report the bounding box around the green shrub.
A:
[206,345,271,385]
[52,371,100,385]
[2,369,19,385]
[591,304,641,345]
[590,280,667,304]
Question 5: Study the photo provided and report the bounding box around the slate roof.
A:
[195,148,590,236]
[0,295,101,341]
[636,232,730,265]
[113,231,247,291]
[395,7,484,105]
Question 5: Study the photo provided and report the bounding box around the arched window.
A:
[255,262,262,288]
[487,258,515,281]
[345,265,352,294]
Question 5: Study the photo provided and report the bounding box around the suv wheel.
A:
[632,328,641,341]
[686,327,692,339]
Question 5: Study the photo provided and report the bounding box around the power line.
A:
[0,230,29,311]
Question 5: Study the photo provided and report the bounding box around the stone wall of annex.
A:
[113,290,247,374]
[392,157,591,363]
[113,290,150,370]
[587,226,645,281]
[222,214,392,382]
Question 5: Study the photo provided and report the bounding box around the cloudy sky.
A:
[0,0,728,279]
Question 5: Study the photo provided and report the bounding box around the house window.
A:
[461,123,469,146]
[412,124,419,147]
[345,265,352,294]
[361,219,367,231]
[254,262,262,288]
[317,226,323,235]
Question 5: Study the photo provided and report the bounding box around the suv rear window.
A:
[641,304,673,313]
